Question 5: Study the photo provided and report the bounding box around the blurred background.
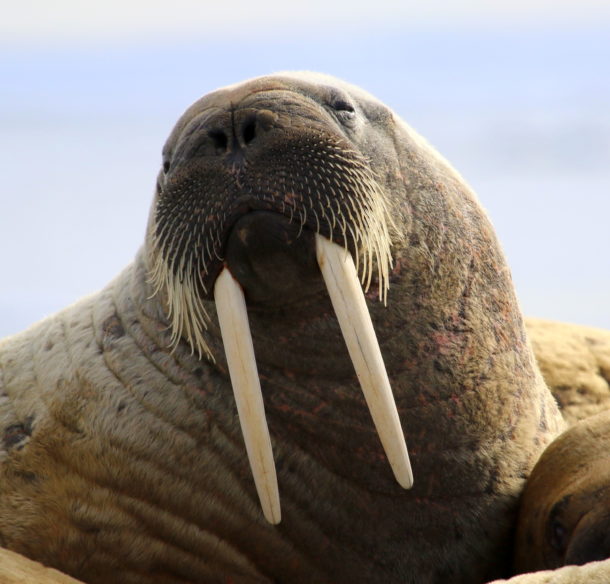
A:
[1,0,609,337]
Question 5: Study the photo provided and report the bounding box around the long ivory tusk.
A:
[214,268,281,524]
[315,234,414,489]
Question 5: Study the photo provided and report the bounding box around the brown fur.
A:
[0,73,564,583]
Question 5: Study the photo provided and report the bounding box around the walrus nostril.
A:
[209,129,228,153]
[242,118,257,146]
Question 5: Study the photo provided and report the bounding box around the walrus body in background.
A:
[0,73,564,583]
[525,319,610,426]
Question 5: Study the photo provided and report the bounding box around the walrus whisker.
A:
[214,267,281,525]
[346,223,361,274]
[315,234,413,489]
[324,207,334,242]
[149,238,214,359]
[196,263,208,295]
[311,208,321,233]
[214,240,224,261]
[205,239,214,267]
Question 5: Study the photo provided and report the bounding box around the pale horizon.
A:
[4,0,610,45]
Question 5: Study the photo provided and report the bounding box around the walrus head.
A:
[514,410,610,572]
[147,73,411,522]
[149,73,395,348]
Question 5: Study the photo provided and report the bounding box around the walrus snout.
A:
[150,77,394,360]
[172,106,280,166]
[224,211,322,306]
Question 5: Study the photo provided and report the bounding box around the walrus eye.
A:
[330,97,356,125]
[550,519,568,553]
[548,495,571,554]
[163,160,171,174]
[333,99,355,113]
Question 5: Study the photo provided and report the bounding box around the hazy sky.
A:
[4,0,610,43]
[1,1,609,338]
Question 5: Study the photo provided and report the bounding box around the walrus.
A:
[514,409,610,573]
[0,72,564,583]
[525,318,610,426]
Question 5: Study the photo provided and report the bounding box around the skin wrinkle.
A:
[268,448,375,574]
[102,308,187,431]
[262,345,510,496]
[131,267,216,392]
[35,313,92,440]
[269,440,405,574]
[131,269,211,391]
[45,460,217,572]
[59,280,255,576]
[91,288,275,581]
[112,261,323,582]
[101,290,247,497]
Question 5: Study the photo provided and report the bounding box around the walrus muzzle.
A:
[148,85,413,523]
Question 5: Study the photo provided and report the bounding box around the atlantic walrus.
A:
[0,72,564,583]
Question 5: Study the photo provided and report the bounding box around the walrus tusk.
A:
[315,234,414,489]
[214,268,281,524]
[214,237,411,524]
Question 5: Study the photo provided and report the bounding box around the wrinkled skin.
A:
[0,73,564,583]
